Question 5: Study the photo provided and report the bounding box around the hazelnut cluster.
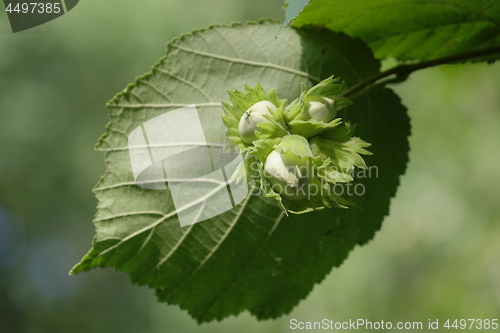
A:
[222,76,371,214]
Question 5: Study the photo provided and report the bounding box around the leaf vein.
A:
[96,182,229,257]
[170,44,321,82]
[156,69,212,101]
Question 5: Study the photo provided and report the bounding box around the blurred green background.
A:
[0,1,499,332]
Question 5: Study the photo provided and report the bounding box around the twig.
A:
[341,46,500,98]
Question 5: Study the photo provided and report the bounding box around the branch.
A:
[342,46,500,98]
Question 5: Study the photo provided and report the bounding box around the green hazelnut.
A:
[238,101,277,144]
[303,95,336,123]
[264,150,314,201]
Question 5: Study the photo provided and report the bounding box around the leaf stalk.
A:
[342,46,500,98]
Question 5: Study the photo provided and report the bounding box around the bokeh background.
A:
[1,1,499,332]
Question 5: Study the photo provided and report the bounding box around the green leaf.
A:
[338,86,410,245]
[291,0,500,61]
[71,20,410,322]
[277,0,311,34]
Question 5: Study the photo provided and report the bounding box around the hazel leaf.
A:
[72,21,410,323]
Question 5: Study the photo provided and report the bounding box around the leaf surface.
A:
[72,21,410,322]
[286,0,500,61]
